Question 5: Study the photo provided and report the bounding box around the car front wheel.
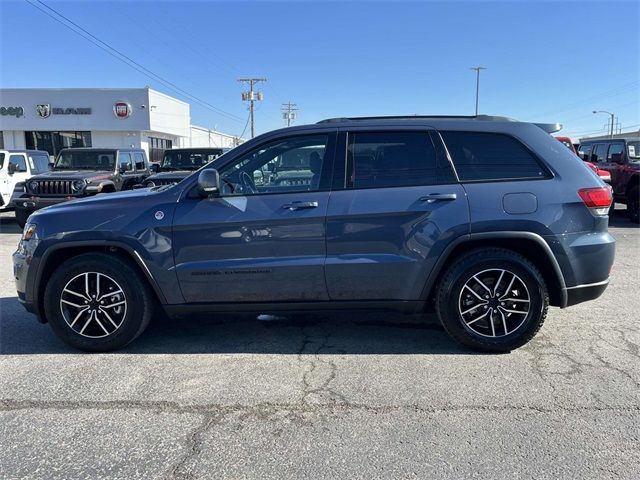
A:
[44,253,153,352]
[436,248,549,352]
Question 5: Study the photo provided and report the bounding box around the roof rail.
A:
[316,114,514,124]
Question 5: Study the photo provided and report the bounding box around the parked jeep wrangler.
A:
[578,137,640,223]
[14,115,615,353]
[0,149,50,212]
[144,147,225,188]
[14,147,150,227]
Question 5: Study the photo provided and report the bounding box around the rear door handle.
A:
[281,201,319,211]
[419,193,458,203]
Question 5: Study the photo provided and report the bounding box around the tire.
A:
[435,248,549,352]
[44,253,154,352]
[628,186,639,224]
[15,207,31,229]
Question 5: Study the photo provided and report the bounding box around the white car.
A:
[0,150,51,212]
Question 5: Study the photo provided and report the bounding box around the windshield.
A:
[29,154,51,174]
[54,150,116,170]
[628,141,640,161]
[161,150,223,170]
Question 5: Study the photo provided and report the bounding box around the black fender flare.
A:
[421,231,567,308]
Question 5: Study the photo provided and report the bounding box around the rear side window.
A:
[134,152,146,170]
[440,131,547,182]
[591,144,606,162]
[346,131,438,188]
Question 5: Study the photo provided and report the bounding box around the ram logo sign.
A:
[36,104,51,118]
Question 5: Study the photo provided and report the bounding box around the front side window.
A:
[134,152,146,170]
[9,154,27,172]
[591,144,606,162]
[218,134,329,196]
[119,152,133,172]
[607,143,624,160]
[346,131,438,189]
[440,131,547,181]
[28,154,51,174]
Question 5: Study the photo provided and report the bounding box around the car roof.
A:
[580,138,637,143]
[58,147,144,152]
[166,147,224,151]
[1,149,49,154]
[256,114,561,135]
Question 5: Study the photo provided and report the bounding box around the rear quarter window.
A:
[440,131,549,182]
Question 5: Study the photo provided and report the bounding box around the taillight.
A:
[578,187,612,216]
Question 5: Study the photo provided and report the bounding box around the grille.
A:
[30,180,74,196]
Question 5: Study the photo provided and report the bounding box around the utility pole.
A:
[238,77,267,138]
[281,101,298,127]
[593,110,615,138]
[470,66,487,116]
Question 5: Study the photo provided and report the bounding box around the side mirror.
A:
[198,169,220,197]
[150,163,160,174]
[610,153,623,164]
[577,150,587,160]
[7,163,16,175]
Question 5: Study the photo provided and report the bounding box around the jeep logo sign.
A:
[114,102,131,119]
[0,106,24,118]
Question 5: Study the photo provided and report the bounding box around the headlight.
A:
[23,223,37,241]
[28,180,39,192]
[72,180,86,191]
[146,181,156,188]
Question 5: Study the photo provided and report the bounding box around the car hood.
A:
[38,188,152,213]
[32,170,113,181]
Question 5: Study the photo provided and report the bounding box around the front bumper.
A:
[15,195,78,212]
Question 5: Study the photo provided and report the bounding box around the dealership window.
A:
[148,137,172,163]
[25,131,92,157]
[0,131,4,149]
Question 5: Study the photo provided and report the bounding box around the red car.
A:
[555,136,610,183]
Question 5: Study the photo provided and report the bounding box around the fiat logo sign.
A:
[114,102,131,119]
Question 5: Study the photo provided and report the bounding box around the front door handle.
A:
[419,193,457,203]
[281,201,319,211]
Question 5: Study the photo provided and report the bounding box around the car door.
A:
[603,142,625,195]
[133,151,149,184]
[325,128,469,301]
[172,131,337,303]
[118,152,137,190]
[7,154,30,194]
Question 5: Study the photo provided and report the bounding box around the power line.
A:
[26,0,244,123]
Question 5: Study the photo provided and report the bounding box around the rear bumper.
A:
[564,279,609,307]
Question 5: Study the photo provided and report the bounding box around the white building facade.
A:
[0,87,241,162]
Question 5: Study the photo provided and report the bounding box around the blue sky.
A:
[1,0,638,139]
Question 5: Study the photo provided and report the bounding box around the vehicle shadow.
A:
[0,296,477,355]
[0,214,21,234]
[609,205,639,228]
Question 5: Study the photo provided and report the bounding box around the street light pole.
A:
[592,110,615,138]
[470,66,486,116]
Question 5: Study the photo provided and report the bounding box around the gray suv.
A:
[13,116,615,352]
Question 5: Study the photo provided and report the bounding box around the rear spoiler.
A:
[535,122,563,134]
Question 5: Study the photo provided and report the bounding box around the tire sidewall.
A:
[441,255,546,351]
[44,256,147,352]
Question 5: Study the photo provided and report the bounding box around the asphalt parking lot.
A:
[0,209,638,480]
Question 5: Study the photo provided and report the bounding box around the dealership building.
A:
[0,87,242,162]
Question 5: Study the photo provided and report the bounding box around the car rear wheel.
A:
[44,253,153,352]
[628,186,639,224]
[435,248,549,352]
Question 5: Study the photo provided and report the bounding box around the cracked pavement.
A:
[1,211,638,479]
